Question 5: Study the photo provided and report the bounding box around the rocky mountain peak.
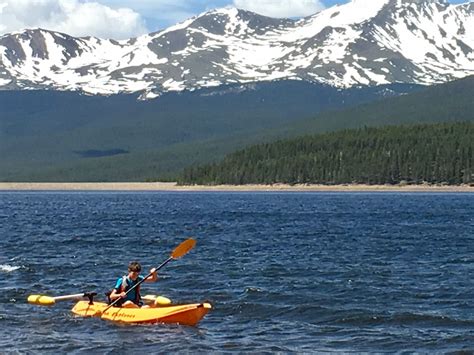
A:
[0,1,473,98]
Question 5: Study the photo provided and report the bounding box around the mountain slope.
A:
[1,75,473,182]
[0,81,420,181]
[0,0,473,98]
[281,73,474,136]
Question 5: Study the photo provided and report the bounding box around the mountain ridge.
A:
[0,0,473,99]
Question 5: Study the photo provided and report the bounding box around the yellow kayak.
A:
[71,300,212,326]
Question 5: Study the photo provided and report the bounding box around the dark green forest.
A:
[2,76,474,182]
[1,82,416,181]
[179,122,474,185]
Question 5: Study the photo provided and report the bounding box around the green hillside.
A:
[0,82,418,182]
[1,75,474,182]
[279,75,474,136]
[179,122,474,185]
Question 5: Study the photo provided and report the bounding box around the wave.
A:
[0,264,21,273]
[333,311,474,327]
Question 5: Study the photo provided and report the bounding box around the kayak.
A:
[71,300,212,326]
[28,240,209,326]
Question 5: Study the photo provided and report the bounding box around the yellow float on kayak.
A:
[71,300,212,326]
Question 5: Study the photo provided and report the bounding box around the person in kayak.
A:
[109,261,158,308]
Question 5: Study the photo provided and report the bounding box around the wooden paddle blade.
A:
[171,238,196,259]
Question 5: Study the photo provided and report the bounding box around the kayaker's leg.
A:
[122,301,140,308]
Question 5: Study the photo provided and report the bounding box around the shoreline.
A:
[0,182,472,192]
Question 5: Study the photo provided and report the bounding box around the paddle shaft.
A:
[103,257,173,312]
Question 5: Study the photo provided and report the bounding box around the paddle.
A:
[97,238,196,315]
[28,292,97,306]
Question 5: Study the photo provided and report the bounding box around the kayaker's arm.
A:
[109,288,126,300]
[145,268,158,282]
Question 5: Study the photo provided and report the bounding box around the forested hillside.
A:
[179,122,474,185]
[2,76,474,182]
[0,82,416,182]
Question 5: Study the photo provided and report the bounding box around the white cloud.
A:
[0,0,148,39]
[0,0,329,38]
[233,0,325,18]
[98,0,202,30]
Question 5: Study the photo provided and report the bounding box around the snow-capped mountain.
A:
[0,0,473,99]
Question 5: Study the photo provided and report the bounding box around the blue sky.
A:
[123,0,469,31]
[0,0,470,39]
[104,0,470,33]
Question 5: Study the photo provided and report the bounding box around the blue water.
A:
[0,191,473,353]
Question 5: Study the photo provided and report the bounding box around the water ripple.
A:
[0,192,473,352]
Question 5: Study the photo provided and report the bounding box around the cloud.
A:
[0,0,148,39]
[0,0,329,38]
[233,0,325,18]
[96,0,196,29]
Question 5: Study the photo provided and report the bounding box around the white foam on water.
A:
[0,264,20,272]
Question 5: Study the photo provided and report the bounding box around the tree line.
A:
[178,122,474,185]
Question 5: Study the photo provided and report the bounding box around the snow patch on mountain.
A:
[0,0,473,98]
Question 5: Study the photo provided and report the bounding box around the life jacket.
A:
[119,275,142,305]
[106,275,141,306]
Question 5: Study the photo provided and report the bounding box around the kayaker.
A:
[109,261,158,308]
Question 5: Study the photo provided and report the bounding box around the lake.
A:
[0,191,473,352]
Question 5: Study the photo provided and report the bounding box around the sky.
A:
[0,0,469,39]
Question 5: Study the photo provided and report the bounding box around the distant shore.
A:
[0,182,472,192]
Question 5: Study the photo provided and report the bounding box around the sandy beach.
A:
[0,182,472,192]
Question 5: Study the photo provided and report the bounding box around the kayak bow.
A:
[71,300,212,326]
